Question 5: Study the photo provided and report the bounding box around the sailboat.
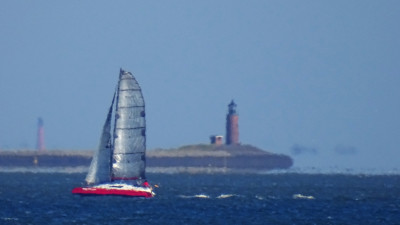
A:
[72,69,154,197]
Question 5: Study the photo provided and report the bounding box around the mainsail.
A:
[85,93,115,185]
[112,69,146,180]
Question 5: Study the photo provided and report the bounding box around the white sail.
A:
[111,69,146,180]
[85,94,115,185]
[72,69,154,197]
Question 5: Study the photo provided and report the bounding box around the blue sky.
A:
[1,1,399,170]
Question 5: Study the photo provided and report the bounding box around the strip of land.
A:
[0,144,293,173]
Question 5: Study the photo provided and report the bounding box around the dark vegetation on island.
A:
[148,144,293,170]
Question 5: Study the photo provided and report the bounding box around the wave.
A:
[1,217,19,222]
[292,194,315,200]
[178,194,211,199]
[178,194,240,199]
[216,194,236,199]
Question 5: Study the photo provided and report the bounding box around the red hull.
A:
[72,187,153,198]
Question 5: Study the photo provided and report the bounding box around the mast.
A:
[111,69,146,181]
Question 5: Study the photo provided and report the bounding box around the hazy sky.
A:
[1,1,399,170]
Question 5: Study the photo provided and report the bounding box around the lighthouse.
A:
[226,100,239,145]
[37,117,45,151]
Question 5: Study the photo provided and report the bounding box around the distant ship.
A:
[72,69,154,197]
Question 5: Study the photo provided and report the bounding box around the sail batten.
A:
[116,127,145,130]
[120,88,142,91]
[118,106,145,108]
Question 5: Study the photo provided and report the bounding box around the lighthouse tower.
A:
[37,117,45,151]
[226,100,239,145]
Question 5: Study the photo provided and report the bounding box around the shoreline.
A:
[1,166,399,176]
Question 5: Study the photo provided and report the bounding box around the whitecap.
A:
[194,194,210,198]
[178,194,210,199]
[216,194,235,199]
[292,194,315,200]
[178,195,191,198]
[255,195,264,200]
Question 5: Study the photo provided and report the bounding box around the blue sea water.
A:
[1,172,400,224]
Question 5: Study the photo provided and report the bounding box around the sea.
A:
[1,172,400,225]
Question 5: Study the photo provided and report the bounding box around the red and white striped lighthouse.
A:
[226,100,239,145]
